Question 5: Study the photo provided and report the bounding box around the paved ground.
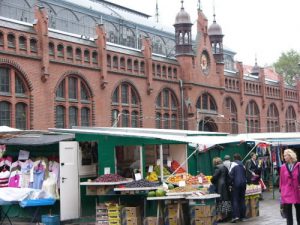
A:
[221,189,296,225]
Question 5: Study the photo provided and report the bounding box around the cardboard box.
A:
[164,205,178,218]
[122,217,142,225]
[97,186,114,195]
[250,198,259,209]
[96,220,109,225]
[143,217,163,225]
[164,217,179,225]
[86,186,97,195]
[121,207,141,218]
[189,205,216,218]
[190,216,217,225]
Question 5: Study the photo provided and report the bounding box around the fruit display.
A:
[155,189,166,197]
[146,172,158,182]
[166,173,190,184]
[93,174,126,182]
[153,165,171,176]
[171,160,186,174]
[125,179,160,188]
[167,186,198,193]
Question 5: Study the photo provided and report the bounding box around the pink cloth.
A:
[279,162,300,204]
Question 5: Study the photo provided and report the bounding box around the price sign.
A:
[148,165,153,172]
[135,173,142,181]
[178,180,186,187]
[18,150,29,160]
[198,176,203,184]
[104,167,110,174]
[167,160,172,167]
[156,159,161,165]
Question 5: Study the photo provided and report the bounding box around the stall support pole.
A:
[139,146,144,178]
[159,145,164,183]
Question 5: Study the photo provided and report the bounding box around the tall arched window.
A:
[286,106,296,132]
[224,97,238,134]
[267,103,279,132]
[55,75,92,128]
[155,88,179,129]
[0,66,30,129]
[196,93,217,112]
[246,100,260,133]
[111,82,141,128]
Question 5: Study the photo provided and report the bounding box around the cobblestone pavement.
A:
[221,189,296,225]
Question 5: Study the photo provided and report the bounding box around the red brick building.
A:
[0,0,299,133]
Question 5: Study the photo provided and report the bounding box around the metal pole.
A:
[159,145,164,183]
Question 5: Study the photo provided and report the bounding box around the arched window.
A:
[49,42,55,56]
[57,44,64,58]
[92,51,98,64]
[76,48,82,61]
[155,88,179,129]
[84,49,90,63]
[7,33,16,48]
[0,101,11,126]
[15,103,27,129]
[0,66,30,128]
[267,103,279,132]
[30,38,37,53]
[196,93,217,112]
[286,106,296,132]
[66,46,73,59]
[246,100,260,133]
[19,36,27,50]
[111,82,141,127]
[224,97,238,134]
[0,32,4,46]
[55,75,92,128]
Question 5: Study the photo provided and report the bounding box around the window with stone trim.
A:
[55,75,92,128]
[246,100,260,133]
[0,66,30,129]
[196,93,217,112]
[30,38,37,53]
[267,103,279,132]
[49,42,54,56]
[224,97,238,134]
[19,36,27,50]
[0,32,3,46]
[111,82,141,128]
[155,88,179,129]
[285,106,296,132]
[7,33,15,48]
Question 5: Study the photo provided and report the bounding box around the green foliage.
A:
[273,49,300,85]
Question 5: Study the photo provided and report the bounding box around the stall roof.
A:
[232,132,300,146]
[72,127,228,136]
[0,126,20,133]
[49,127,267,151]
[0,130,75,146]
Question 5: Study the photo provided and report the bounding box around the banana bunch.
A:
[146,172,158,182]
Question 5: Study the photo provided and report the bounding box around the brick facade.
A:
[0,4,299,133]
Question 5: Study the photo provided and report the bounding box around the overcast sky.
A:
[108,0,300,66]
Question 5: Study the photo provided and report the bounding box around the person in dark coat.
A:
[229,153,247,223]
[211,157,232,222]
[245,152,261,184]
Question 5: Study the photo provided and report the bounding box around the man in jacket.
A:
[229,153,247,223]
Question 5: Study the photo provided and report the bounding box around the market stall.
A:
[0,130,75,224]
[48,127,267,224]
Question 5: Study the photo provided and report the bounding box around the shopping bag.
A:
[280,199,286,219]
[258,178,266,190]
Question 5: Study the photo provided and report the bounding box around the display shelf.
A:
[147,195,185,200]
[114,186,162,191]
[186,193,220,199]
[166,191,201,196]
[80,179,133,186]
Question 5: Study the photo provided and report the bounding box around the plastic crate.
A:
[19,198,56,208]
[41,214,60,225]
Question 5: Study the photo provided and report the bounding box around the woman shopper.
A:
[280,149,300,225]
[211,157,232,222]
[245,152,261,184]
